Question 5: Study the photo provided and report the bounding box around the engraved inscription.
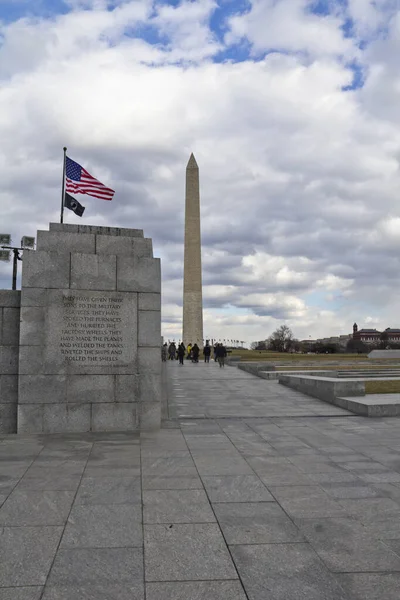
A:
[59,294,125,364]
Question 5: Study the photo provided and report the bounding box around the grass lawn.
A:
[230,350,369,362]
[365,380,400,394]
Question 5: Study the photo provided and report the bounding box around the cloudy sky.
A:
[1,0,400,345]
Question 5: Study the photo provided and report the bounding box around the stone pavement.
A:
[2,362,400,599]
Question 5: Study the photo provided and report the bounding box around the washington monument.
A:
[182,153,204,348]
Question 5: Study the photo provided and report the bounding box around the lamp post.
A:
[0,234,35,290]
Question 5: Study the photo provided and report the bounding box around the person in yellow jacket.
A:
[187,343,192,360]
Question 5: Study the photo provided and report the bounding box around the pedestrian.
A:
[215,343,227,368]
[168,342,176,361]
[162,343,168,362]
[177,343,185,365]
[187,343,192,361]
[192,343,199,363]
[203,341,211,363]
[213,343,218,362]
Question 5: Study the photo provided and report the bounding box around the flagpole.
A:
[60,147,67,223]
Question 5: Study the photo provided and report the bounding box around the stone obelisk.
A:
[182,153,204,348]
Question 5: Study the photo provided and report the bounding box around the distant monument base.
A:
[369,350,400,359]
[0,223,161,434]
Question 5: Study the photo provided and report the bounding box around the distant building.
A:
[353,323,400,345]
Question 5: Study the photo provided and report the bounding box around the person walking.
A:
[187,343,192,361]
[213,343,218,363]
[168,342,176,361]
[192,343,200,363]
[215,343,227,368]
[162,343,168,362]
[177,343,185,365]
[203,341,211,363]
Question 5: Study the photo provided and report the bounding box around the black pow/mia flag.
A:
[64,192,85,217]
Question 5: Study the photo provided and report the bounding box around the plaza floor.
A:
[2,362,400,599]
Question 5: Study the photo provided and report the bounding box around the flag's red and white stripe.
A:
[66,167,115,201]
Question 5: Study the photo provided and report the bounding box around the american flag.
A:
[65,157,115,201]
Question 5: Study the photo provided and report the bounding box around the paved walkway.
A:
[2,362,400,599]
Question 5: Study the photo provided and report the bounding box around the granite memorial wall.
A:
[0,223,162,434]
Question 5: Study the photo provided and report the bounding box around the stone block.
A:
[43,403,91,433]
[116,375,139,402]
[21,288,48,307]
[0,346,19,374]
[67,375,115,404]
[96,235,152,256]
[18,405,44,433]
[2,307,20,344]
[19,346,44,375]
[44,290,137,376]
[0,403,17,433]
[19,375,67,404]
[19,307,44,345]
[0,290,21,307]
[50,223,144,237]
[70,254,116,291]
[138,348,162,374]
[22,251,70,289]
[146,581,247,600]
[0,374,18,403]
[37,230,95,254]
[139,311,161,347]
[139,373,161,404]
[92,403,137,431]
[0,525,63,586]
[139,293,161,311]
[117,256,161,293]
[47,547,143,586]
[61,504,143,548]
[139,402,160,430]
[144,523,237,581]
[49,223,79,233]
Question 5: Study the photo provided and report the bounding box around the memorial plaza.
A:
[2,362,400,599]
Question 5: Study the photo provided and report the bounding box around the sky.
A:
[1,0,400,346]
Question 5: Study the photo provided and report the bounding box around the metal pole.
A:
[60,146,67,223]
[12,249,18,290]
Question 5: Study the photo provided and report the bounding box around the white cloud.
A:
[226,0,356,59]
[1,1,400,345]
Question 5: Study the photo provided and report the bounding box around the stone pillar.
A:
[0,290,20,433]
[18,223,161,433]
[182,154,204,348]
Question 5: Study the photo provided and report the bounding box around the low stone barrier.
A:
[236,362,275,375]
[279,374,365,404]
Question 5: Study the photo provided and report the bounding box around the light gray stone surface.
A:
[231,543,349,600]
[37,231,96,254]
[96,235,152,257]
[0,588,43,600]
[138,293,161,311]
[144,523,238,581]
[117,256,161,292]
[47,547,143,586]
[0,490,74,526]
[0,526,63,586]
[202,475,274,502]
[61,504,142,548]
[75,476,141,504]
[214,502,304,544]
[143,489,215,523]
[49,223,144,237]
[21,251,70,289]
[70,254,116,290]
[146,581,247,600]
[16,223,161,433]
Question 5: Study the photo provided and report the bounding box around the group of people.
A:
[162,341,227,367]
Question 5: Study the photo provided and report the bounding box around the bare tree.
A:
[268,325,294,353]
